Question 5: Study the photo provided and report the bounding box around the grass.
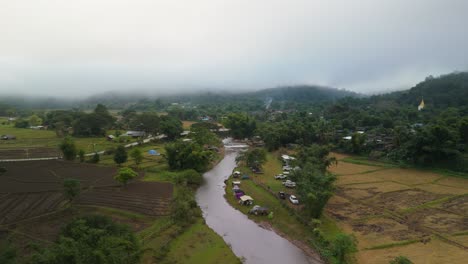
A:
[363,239,421,250]
[0,123,136,153]
[226,152,343,253]
[340,157,398,168]
[224,153,346,263]
[139,148,240,264]
[162,220,241,264]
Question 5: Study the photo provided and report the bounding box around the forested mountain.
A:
[369,72,468,109]
[252,85,358,103]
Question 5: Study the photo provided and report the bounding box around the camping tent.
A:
[148,149,160,156]
[239,195,254,205]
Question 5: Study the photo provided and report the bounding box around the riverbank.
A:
[223,151,346,263]
[197,150,313,264]
[138,142,240,264]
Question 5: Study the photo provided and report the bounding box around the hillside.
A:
[370,72,468,109]
[252,85,358,103]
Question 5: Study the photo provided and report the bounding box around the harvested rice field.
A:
[326,153,468,264]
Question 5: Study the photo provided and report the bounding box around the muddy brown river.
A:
[196,146,317,264]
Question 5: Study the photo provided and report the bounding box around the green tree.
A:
[223,113,256,139]
[160,115,183,140]
[171,187,198,226]
[89,152,100,163]
[14,119,29,128]
[331,233,357,264]
[130,112,160,135]
[297,144,336,173]
[114,167,138,186]
[60,136,77,161]
[173,169,203,186]
[29,114,43,126]
[0,241,16,264]
[30,215,141,264]
[190,126,220,146]
[295,163,336,218]
[165,141,211,172]
[113,146,128,165]
[63,178,81,202]
[236,148,267,169]
[78,149,85,162]
[389,256,413,264]
[130,148,144,166]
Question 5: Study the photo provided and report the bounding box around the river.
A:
[196,147,316,264]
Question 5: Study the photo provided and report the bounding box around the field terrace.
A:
[327,153,468,264]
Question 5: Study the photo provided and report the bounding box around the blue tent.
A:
[148,149,160,156]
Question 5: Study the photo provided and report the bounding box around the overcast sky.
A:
[1,0,467,97]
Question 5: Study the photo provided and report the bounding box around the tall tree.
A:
[113,145,128,165]
[160,115,183,140]
[223,113,257,139]
[294,163,336,218]
[59,136,77,161]
[165,141,211,172]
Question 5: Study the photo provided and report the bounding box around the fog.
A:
[1,0,467,97]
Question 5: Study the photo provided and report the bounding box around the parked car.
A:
[289,195,299,205]
[282,180,296,188]
[278,191,286,199]
[274,174,287,180]
[249,205,269,215]
[282,171,290,175]
[232,181,241,186]
[282,165,292,171]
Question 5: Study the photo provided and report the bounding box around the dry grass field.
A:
[327,153,468,264]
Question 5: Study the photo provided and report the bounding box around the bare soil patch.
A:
[439,195,468,215]
[350,217,425,247]
[0,160,172,225]
[0,148,59,159]
[372,189,445,211]
[0,191,64,225]
[407,208,467,234]
[76,182,173,216]
[326,196,381,221]
[0,160,118,193]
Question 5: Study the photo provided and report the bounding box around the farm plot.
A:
[0,160,117,225]
[326,153,468,264]
[76,182,173,216]
[0,192,64,225]
[0,160,118,193]
[0,147,60,160]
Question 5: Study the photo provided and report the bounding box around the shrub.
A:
[389,256,413,264]
[114,167,138,186]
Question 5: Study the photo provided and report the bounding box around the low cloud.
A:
[0,0,467,97]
